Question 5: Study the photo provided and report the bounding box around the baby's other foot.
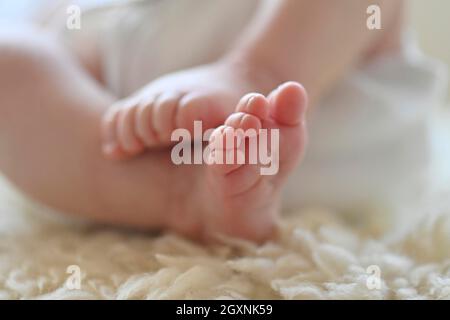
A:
[101,62,272,159]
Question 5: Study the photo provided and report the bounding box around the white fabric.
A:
[284,34,448,213]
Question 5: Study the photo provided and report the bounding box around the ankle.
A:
[218,52,287,96]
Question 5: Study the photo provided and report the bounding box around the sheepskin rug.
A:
[1,173,450,300]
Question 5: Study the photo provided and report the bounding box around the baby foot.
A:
[101,62,272,159]
[167,82,308,242]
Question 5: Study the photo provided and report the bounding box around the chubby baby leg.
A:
[0,26,189,229]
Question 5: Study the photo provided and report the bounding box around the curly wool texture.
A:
[0,176,449,300]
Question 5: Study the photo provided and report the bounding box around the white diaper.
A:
[284,38,447,212]
[56,0,448,213]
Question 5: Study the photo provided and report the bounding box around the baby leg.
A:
[0,26,200,229]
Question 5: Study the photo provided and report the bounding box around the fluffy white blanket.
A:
[1,174,449,300]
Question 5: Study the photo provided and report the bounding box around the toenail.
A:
[241,113,250,126]
[248,95,256,105]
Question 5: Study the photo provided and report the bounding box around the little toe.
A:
[101,103,130,160]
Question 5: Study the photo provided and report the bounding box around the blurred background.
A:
[411,0,450,100]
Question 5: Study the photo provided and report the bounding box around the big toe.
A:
[176,92,231,134]
[269,81,308,126]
